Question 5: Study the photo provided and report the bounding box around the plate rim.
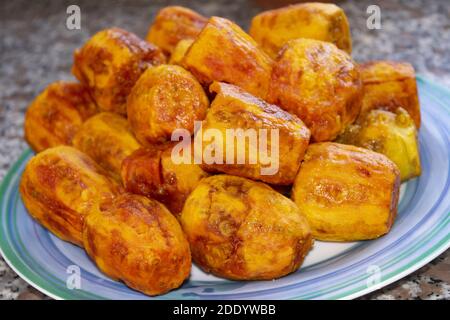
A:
[0,75,449,300]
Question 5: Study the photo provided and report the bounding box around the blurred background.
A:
[0,0,449,300]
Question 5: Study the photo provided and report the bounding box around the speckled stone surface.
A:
[0,0,449,300]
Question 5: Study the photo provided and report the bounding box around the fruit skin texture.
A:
[72,28,166,115]
[72,112,141,182]
[19,146,122,247]
[291,142,400,242]
[24,81,98,152]
[359,61,421,128]
[146,6,207,54]
[182,16,273,100]
[127,64,209,145]
[268,38,363,142]
[250,2,352,58]
[337,108,421,182]
[169,39,194,65]
[121,144,209,218]
[180,175,313,280]
[83,193,191,296]
[197,82,310,185]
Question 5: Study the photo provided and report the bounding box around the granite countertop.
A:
[0,0,449,300]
